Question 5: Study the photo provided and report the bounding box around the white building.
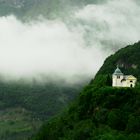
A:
[112,67,137,88]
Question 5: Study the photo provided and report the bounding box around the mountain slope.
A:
[98,41,140,76]
[92,41,140,87]
[0,80,83,140]
[31,42,140,140]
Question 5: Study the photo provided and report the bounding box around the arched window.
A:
[117,76,120,79]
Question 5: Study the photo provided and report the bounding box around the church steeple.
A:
[113,66,123,75]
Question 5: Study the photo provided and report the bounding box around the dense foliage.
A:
[0,80,82,140]
[31,42,140,140]
[31,86,140,140]
[0,80,81,119]
[94,41,140,82]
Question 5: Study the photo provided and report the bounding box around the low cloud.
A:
[0,0,139,83]
[0,16,106,82]
[74,0,140,50]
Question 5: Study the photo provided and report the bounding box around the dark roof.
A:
[113,67,123,75]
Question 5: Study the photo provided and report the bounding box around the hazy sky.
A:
[0,0,140,83]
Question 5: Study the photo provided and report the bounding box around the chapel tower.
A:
[112,67,124,87]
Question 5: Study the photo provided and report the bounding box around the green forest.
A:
[0,1,139,140]
[0,80,82,140]
[31,41,140,140]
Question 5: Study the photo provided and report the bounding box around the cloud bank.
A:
[0,0,139,83]
[74,0,140,50]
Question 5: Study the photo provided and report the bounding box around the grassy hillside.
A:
[31,42,140,140]
[0,80,83,140]
[0,107,41,140]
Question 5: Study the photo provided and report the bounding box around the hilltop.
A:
[31,41,140,140]
[92,41,140,87]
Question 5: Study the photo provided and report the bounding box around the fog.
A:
[0,0,140,83]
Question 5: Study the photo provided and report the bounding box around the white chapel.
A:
[112,67,137,88]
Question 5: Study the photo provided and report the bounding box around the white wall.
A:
[113,75,137,88]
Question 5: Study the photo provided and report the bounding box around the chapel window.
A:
[117,76,120,79]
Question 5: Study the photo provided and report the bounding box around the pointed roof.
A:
[113,67,123,75]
